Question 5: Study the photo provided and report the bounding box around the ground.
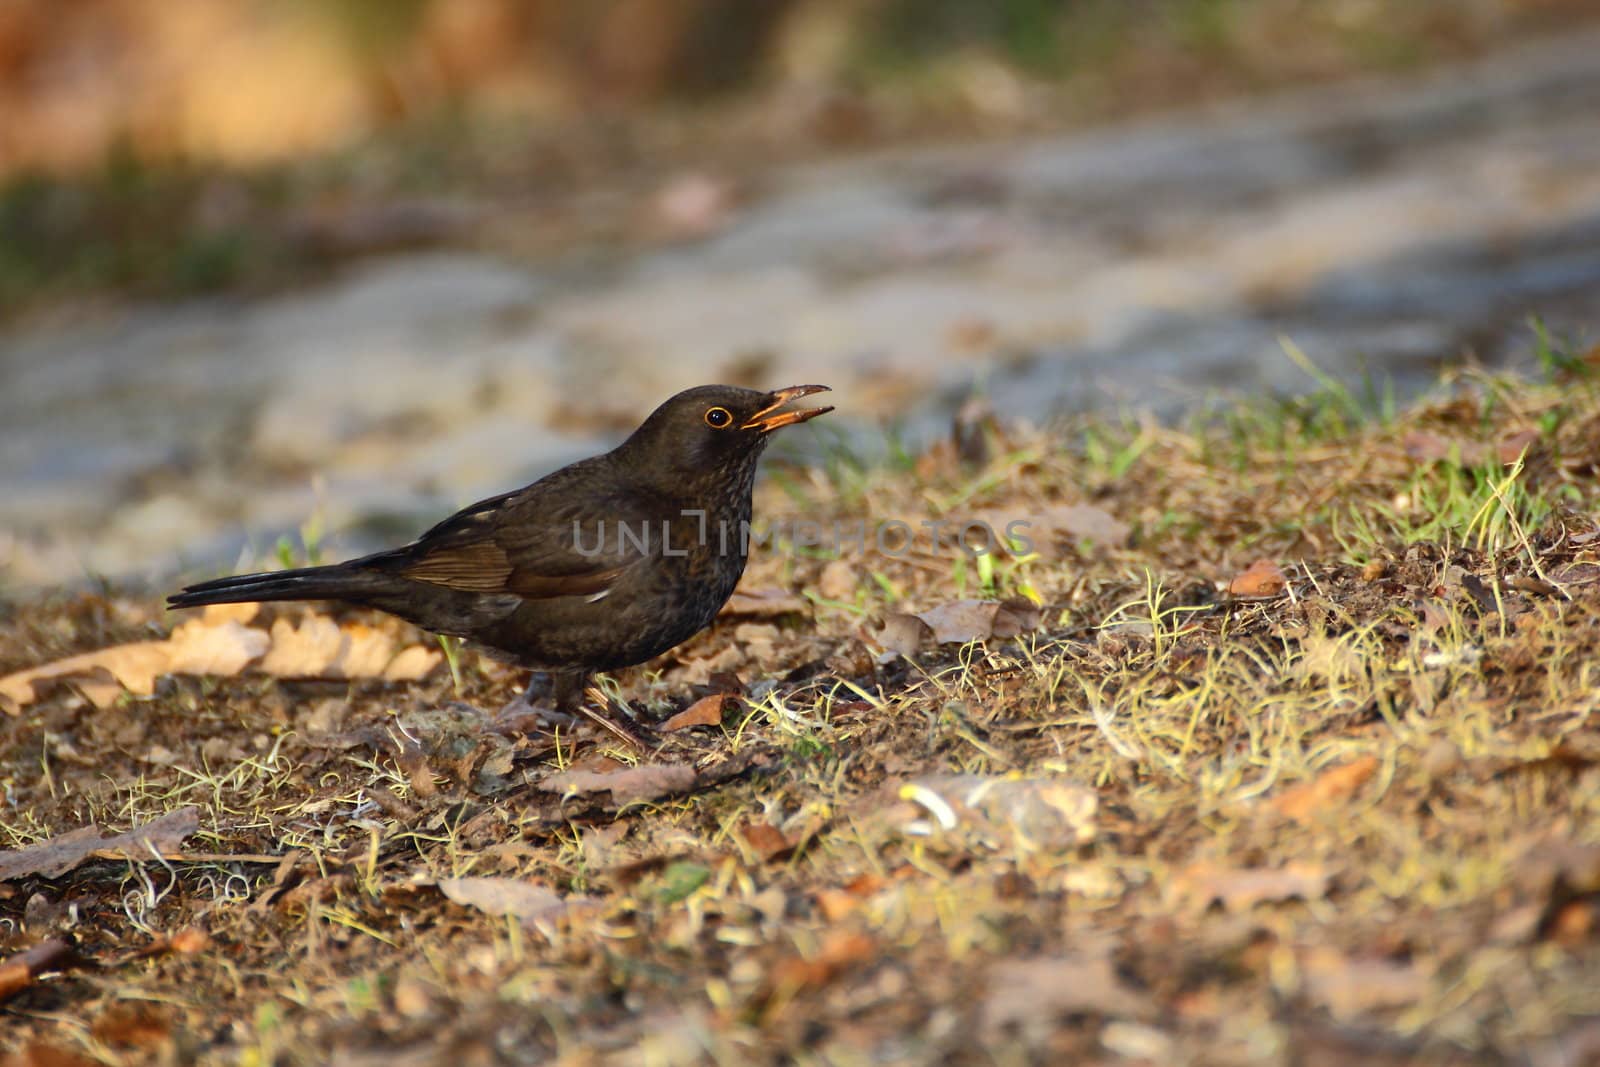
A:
[2,343,1599,1065]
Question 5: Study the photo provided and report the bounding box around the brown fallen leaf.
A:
[872,596,1042,656]
[538,763,698,805]
[0,940,88,1004]
[257,615,345,677]
[0,619,271,713]
[383,644,442,682]
[1498,428,1541,465]
[0,611,439,715]
[661,694,733,732]
[0,808,201,882]
[996,504,1132,553]
[1515,839,1600,898]
[437,877,594,929]
[129,928,211,960]
[1271,756,1379,822]
[1549,561,1600,586]
[921,601,1004,643]
[1299,947,1428,1020]
[766,930,877,997]
[91,1003,173,1050]
[818,559,857,601]
[1172,860,1331,913]
[723,588,811,619]
[871,612,934,657]
[259,616,441,681]
[1403,430,1490,468]
[980,954,1149,1033]
[814,888,861,921]
[1228,559,1288,599]
[740,821,792,862]
[920,598,1042,645]
[0,1044,100,1067]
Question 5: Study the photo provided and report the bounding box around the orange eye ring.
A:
[704,406,733,428]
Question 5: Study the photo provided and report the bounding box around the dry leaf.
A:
[0,611,438,715]
[384,644,443,681]
[814,888,861,921]
[980,954,1149,1032]
[723,588,810,618]
[1271,756,1379,822]
[331,622,400,677]
[201,602,259,625]
[1549,562,1600,586]
[872,612,934,656]
[1300,947,1427,1019]
[818,559,857,600]
[0,620,271,713]
[0,808,200,881]
[0,1044,100,1067]
[767,931,877,995]
[539,763,698,805]
[1000,504,1131,553]
[1228,559,1288,598]
[91,1003,173,1050]
[1514,839,1600,897]
[906,601,993,644]
[258,615,344,676]
[1498,428,1541,464]
[1172,860,1331,913]
[904,598,1042,647]
[740,821,792,862]
[129,927,212,961]
[661,694,732,732]
[1403,430,1489,467]
[258,616,439,680]
[438,877,592,929]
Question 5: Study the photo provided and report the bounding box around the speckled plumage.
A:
[168,385,831,707]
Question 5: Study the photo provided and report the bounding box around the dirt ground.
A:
[2,346,1599,1064]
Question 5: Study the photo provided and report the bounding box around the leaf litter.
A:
[0,604,440,714]
[1,362,1599,1061]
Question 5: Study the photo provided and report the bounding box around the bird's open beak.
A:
[742,384,833,432]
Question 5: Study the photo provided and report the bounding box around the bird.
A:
[168,384,832,720]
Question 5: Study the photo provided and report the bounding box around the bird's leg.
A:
[495,671,657,748]
[552,670,588,714]
[491,672,580,735]
[574,681,660,750]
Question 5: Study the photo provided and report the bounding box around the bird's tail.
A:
[167,565,375,611]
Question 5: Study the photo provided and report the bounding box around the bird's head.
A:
[617,384,832,489]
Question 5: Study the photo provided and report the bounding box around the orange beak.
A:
[742,384,833,432]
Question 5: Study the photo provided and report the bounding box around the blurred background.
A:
[3,0,1600,589]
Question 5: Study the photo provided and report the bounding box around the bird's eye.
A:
[704,406,733,429]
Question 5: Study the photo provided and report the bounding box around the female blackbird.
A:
[168,384,831,711]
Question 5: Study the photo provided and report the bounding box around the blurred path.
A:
[4,30,1600,587]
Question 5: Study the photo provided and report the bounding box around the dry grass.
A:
[3,343,1600,1064]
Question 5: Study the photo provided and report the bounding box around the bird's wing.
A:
[369,472,655,601]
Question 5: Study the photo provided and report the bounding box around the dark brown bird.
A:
[168,384,831,714]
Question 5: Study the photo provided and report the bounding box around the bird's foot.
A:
[488,677,580,736]
[571,684,660,750]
